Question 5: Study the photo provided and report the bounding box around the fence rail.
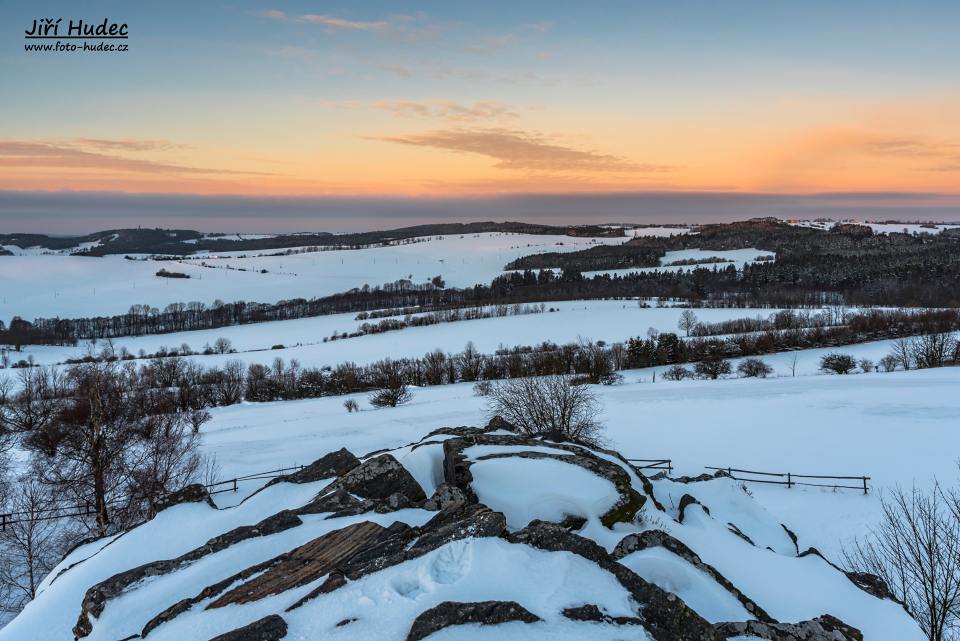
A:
[627,459,673,474]
[706,466,870,494]
[0,464,306,531]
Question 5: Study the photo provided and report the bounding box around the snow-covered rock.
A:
[0,425,920,641]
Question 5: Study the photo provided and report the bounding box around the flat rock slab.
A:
[208,521,395,608]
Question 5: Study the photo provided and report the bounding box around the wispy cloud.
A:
[373,100,518,122]
[370,128,672,173]
[254,9,447,42]
[0,141,269,175]
[863,136,960,172]
[254,9,387,30]
[72,138,190,152]
[314,99,520,122]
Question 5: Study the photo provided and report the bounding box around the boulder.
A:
[406,601,540,641]
[422,483,469,511]
[152,484,214,514]
[324,454,427,502]
[268,448,359,485]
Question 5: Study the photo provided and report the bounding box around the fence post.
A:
[787,472,792,489]
[1,513,7,532]
[232,478,238,493]
[863,477,868,495]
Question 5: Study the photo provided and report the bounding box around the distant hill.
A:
[0,222,625,256]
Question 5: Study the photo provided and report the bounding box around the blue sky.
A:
[1,1,958,231]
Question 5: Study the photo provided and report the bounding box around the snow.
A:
[467,456,621,529]
[3,361,948,640]
[8,301,820,370]
[668,504,923,640]
[7,479,337,641]
[618,547,752,622]
[787,220,960,235]
[191,365,960,561]
[0,233,627,320]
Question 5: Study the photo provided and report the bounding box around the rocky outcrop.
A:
[406,601,540,641]
[506,520,722,641]
[561,604,643,626]
[799,547,903,606]
[208,615,288,641]
[75,510,303,638]
[267,448,359,486]
[441,434,648,528]
[152,484,215,514]
[612,530,773,623]
[677,494,709,522]
[715,615,863,641]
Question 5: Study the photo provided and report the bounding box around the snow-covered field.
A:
[0,233,628,320]
[198,365,960,560]
[789,220,960,235]
[8,301,813,369]
[3,365,943,641]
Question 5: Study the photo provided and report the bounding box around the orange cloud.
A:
[370,128,672,173]
[0,141,271,176]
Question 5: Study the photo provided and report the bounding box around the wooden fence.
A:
[0,464,305,531]
[627,459,673,474]
[706,466,870,494]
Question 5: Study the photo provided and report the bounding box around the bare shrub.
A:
[0,479,76,615]
[694,354,732,380]
[845,484,960,641]
[737,357,773,378]
[343,399,359,413]
[663,365,692,381]
[368,359,412,408]
[879,355,898,372]
[819,352,857,375]
[486,375,603,444]
[472,380,494,397]
[858,358,875,373]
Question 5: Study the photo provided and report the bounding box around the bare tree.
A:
[788,352,800,377]
[213,337,233,355]
[913,334,957,370]
[486,375,602,444]
[0,479,71,615]
[845,484,960,641]
[891,338,914,371]
[678,309,699,337]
